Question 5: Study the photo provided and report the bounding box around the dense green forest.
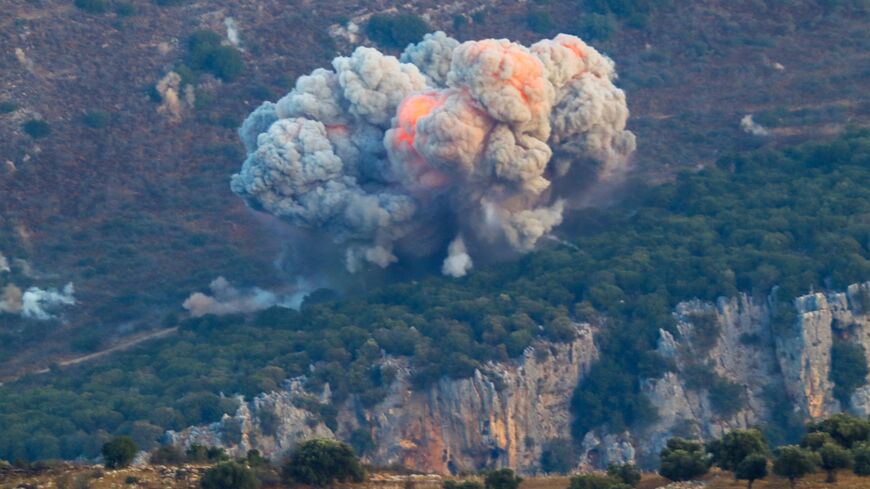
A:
[1,129,868,462]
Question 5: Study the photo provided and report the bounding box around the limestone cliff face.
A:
[170,324,599,474]
[170,283,870,474]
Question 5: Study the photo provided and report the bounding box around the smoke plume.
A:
[9,283,76,320]
[740,115,769,136]
[232,32,635,276]
[183,277,299,317]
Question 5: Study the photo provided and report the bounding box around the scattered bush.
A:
[0,101,17,114]
[807,413,870,448]
[853,442,870,476]
[101,436,137,469]
[150,445,185,465]
[541,438,577,474]
[364,14,429,49]
[607,463,641,487]
[773,445,820,489]
[484,469,522,489]
[74,0,108,14]
[82,110,110,129]
[201,461,260,489]
[125,475,139,484]
[527,11,553,34]
[568,474,630,489]
[282,439,364,487]
[22,119,50,138]
[578,14,617,41]
[186,30,243,82]
[659,437,709,482]
[444,480,484,489]
[114,2,136,16]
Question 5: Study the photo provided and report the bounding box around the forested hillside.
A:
[1,129,868,462]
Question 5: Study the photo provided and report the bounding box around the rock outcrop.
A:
[170,283,870,474]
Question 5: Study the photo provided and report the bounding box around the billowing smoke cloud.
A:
[183,277,299,317]
[233,32,635,276]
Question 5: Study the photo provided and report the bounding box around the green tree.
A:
[708,429,768,472]
[282,439,364,487]
[22,120,50,138]
[484,469,522,489]
[773,446,820,489]
[101,436,137,469]
[818,442,852,483]
[852,442,870,476]
[444,481,484,489]
[807,413,870,448]
[607,463,641,487]
[659,438,709,481]
[801,431,835,451]
[201,461,260,489]
[568,474,630,489]
[735,453,767,489]
[364,14,429,49]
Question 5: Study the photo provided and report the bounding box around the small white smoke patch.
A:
[442,236,473,278]
[183,277,296,317]
[224,17,240,47]
[0,284,22,314]
[20,283,76,320]
[0,253,9,274]
[740,115,769,136]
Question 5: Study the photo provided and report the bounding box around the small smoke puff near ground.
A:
[232,32,635,277]
[183,276,303,317]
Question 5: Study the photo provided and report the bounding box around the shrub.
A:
[568,474,630,489]
[364,14,429,49]
[773,446,820,489]
[125,475,140,484]
[527,11,553,34]
[607,463,641,487]
[22,119,50,138]
[708,377,746,417]
[114,2,136,16]
[0,101,17,113]
[282,439,364,487]
[541,438,577,474]
[150,445,185,465]
[201,461,260,489]
[82,110,110,129]
[74,0,108,14]
[659,437,709,481]
[800,431,835,451]
[853,442,870,476]
[444,481,484,489]
[186,30,243,82]
[578,14,617,41]
[807,413,870,448]
[484,469,522,489]
[101,436,137,469]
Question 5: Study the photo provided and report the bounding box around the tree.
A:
[853,442,870,476]
[102,436,137,469]
[282,439,364,487]
[659,438,709,481]
[484,469,522,489]
[735,453,767,489]
[801,431,835,451]
[607,463,641,487]
[568,474,630,489]
[773,445,820,489]
[807,413,870,448]
[444,481,484,489]
[22,120,50,138]
[830,340,869,407]
[818,442,852,483]
[201,461,260,489]
[708,429,768,472]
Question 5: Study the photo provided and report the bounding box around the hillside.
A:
[0,0,868,376]
[0,129,868,466]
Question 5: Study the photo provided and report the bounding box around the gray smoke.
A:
[0,252,8,274]
[183,277,298,317]
[233,33,635,277]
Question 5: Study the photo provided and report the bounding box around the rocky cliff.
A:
[169,283,870,474]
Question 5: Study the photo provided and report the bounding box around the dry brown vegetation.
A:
[0,0,867,376]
